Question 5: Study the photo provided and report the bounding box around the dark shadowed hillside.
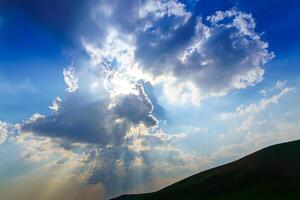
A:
[112,140,300,200]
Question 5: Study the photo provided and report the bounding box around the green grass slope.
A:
[112,140,300,200]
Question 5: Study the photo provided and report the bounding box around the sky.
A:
[0,0,300,199]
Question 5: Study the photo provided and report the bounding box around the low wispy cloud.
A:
[220,82,295,120]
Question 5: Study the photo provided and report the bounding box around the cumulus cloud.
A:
[19,74,186,197]
[63,66,79,93]
[49,96,62,113]
[22,83,157,146]
[20,59,170,196]
[175,14,269,93]
[6,1,277,198]
[160,9,273,102]
[83,2,273,105]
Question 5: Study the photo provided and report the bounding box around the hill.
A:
[112,140,300,200]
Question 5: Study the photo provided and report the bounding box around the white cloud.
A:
[49,96,62,114]
[275,80,287,89]
[210,82,300,166]
[63,66,79,93]
[213,116,300,165]
[0,121,20,144]
[79,0,275,106]
[220,86,295,120]
[0,121,8,144]
[259,80,288,96]
[0,1,286,198]
[14,131,89,171]
[162,77,202,106]
[169,10,273,103]
[19,61,167,196]
[259,89,267,96]
[139,0,191,21]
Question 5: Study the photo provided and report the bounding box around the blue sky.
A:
[0,0,300,199]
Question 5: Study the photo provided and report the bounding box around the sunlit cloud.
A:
[63,66,79,93]
[1,0,299,199]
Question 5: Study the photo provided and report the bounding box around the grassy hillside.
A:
[112,140,300,200]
